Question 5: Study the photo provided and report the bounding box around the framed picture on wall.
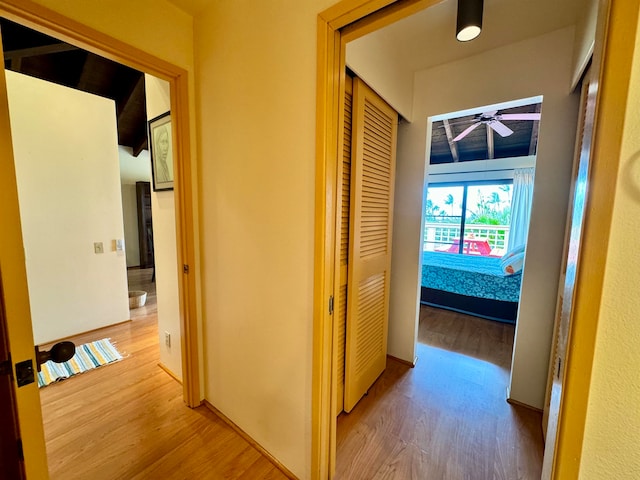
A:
[149,111,173,191]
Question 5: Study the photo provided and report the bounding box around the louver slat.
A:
[344,77,397,413]
[335,76,352,415]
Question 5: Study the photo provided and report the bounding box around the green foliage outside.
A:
[425,185,511,226]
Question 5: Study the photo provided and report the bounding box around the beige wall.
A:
[572,0,599,88]
[195,1,333,477]
[7,70,130,344]
[579,7,640,477]
[391,28,579,409]
[121,183,141,267]
[119,146,153,268]
[347,31,414,119]
[145,74,182,380]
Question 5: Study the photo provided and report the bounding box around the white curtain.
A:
[507,167,535,252]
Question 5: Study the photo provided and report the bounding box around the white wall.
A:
[119,146,152,268]
[145,73,182,380]
[121,183,140,267]
[7,70,130,344]
[390,27,579,409]
[347,31,414,120]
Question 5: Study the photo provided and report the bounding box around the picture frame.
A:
[149,111,174,191]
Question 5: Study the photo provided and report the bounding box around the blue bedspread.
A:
[421,251,522,302]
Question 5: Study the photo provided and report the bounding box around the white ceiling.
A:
[353,0,587,73]
[168,0,589,74]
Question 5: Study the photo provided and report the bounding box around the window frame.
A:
[425,179,513,255]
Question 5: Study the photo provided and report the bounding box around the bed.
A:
[421,251,522,323]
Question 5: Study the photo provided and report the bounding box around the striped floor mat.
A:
[37,338,123,388]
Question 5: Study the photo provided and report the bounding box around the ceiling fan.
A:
[453,110,541,141]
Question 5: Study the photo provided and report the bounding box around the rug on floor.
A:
[37,338,123,388]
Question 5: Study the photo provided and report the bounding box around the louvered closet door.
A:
[344,77,398,413]
[335,75,352,416]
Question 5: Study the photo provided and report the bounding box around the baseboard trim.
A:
[203,400,298,479]
[506,395,543,413]
[38,319,132,348]
[157,363,182,384]
[387,354,416,368]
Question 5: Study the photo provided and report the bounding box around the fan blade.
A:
[453,122,481,141]
[488,120,514,137]
[499,113,541,121]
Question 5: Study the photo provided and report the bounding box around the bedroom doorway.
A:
[335,96,544,478]
[0,4,199,474]
[421,97,542,326]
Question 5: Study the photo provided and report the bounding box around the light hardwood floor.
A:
[336,306,544,479]
[38,268,286,480]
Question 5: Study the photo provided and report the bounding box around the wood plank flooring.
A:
[336,306,544,479]
[38,268,286,480]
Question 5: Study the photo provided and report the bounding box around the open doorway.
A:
[319,0,591,477]
[421,97,541,325]
[1,17,186,476]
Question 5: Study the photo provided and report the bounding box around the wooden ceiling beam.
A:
[528,103,541,155]
[486,125,494,159]
[3,42,77,61]
[117,74,144,121]
[529,121,540,155]
[132,137,148,158]
[442,119,460,162]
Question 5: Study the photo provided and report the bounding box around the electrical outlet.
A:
[94,242,104,254]
[165,332,171,347]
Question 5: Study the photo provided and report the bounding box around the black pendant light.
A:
[456,0,484,42]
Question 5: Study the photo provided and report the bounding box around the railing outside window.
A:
[423,223,510,255]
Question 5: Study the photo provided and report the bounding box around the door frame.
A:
[313,0,631,478]
[0,0,201,405]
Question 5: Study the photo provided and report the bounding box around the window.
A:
[423,181,512,256]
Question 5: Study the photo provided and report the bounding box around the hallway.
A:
[336,306,543,479]
[38,268,286,479]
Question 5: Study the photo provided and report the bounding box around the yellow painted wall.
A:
[194,1,332,477]
[579,6,640,478]
[28,0,193,70]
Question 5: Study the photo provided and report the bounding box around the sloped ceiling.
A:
[1,18,148,156]
[430,103,541,164]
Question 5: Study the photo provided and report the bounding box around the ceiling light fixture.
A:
[456,0,484,42]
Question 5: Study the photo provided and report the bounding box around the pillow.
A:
[501,251,525,275]
[502,244,526,261]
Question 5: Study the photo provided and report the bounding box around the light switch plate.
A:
[94,242,104,254]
